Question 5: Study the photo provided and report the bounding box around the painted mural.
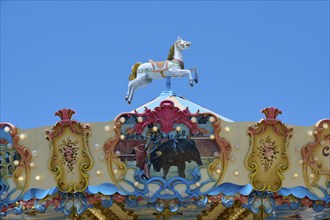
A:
[115,113,219,180]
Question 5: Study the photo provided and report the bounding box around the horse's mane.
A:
[167,45,174,60]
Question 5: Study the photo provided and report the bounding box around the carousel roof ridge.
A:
[131,90,234,122]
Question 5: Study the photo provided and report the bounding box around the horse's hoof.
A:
[190,83,193,87]
[125,96,128,101]
[128,101,131,104]
[194,79,198,84]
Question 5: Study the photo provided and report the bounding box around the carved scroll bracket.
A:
[246,107,293,192]
[46,109,93,193]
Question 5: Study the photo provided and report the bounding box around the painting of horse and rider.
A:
[114,114,219,180]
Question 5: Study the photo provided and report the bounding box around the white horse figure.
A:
[125,37,198,104]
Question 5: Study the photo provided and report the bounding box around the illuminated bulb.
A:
[323,123,328,129]
[210,134,215,140]
[113,169,118,174]
[234,171,239,176]
[195,182,201,187]
[7,143,13,149]
[231,155,236,161]
[18,176,24,182]
[19,134,26,140]
[309,173,315,178]
[119,117,126,123]
[104,125,110,131]
[94,144,100,149]
[298,159,304,164]
[13,160,19,166]
[35,175,41,181]
[32,150,37,157]
[115,151,121,156]
[293,172,298,178]
[313,156,318,161]
[307,130,313,136]
[4,126,10,133]
[191,117,197,123]
[137,116,143,123]
[134,182,139,187]
[320,140,325,145]
[152,126,158,132]
[96,170,101,175]
[213,152,219,157]
[235,143,240,148]
[120,134,126,140]
[216,169,221,174]
[29,162,35,168]
[176,126,181,132]
[224,126,230,132]
[99,155,105,161]
[209,116,215,123]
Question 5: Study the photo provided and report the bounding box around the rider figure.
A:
[144,124,162,178]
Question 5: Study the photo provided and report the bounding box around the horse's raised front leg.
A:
[190,66,199,84]
[172,69,194,87]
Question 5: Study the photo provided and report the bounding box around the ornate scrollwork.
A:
[104,100,231,201]
[0,123,32,214]
[45,109,93,193]
[301,119,330,197]
[246,107,293,192]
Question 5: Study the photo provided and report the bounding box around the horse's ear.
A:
[177,36,181,41]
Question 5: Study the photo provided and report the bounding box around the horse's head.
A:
[175,36,191,51]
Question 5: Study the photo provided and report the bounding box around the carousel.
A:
[0,38,329,220]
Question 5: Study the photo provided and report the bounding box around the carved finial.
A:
[261,107,282,120]
[55,109,76,121]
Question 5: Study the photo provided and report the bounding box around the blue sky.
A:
[1,1,329,128]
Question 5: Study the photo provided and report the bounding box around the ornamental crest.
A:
[104,100,231,200]
[301,119,329,197]
[246,107,293,192]
[46,109,93,193]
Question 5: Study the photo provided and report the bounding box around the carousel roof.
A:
[131,90,234,122]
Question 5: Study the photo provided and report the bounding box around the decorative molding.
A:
[46,109,93,193]
[104,100,231,195]
[0,122,32,205]
[246,107,293,192]
[301,119,330,196]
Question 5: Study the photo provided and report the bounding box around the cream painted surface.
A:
[16,121,116,191]
[13,118,326,193]
[218,120,316,190]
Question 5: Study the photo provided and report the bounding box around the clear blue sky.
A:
[1,1,329,128]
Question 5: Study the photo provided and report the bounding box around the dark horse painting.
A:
[150,139,202,179]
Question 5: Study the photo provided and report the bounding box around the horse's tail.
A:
[129,62,142,81]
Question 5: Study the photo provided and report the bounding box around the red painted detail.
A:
[0,138,8,145]
[249,108,293,137]
[55,108,76,121]
[46,109,89,139]
[262,107,282,120]
[128,100,200,134]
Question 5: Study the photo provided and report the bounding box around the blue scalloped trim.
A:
[208,183,329,202]
[278,186,329,202]
[22,187,58,200]
[86,183,125,195]
[208,182,253,196]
